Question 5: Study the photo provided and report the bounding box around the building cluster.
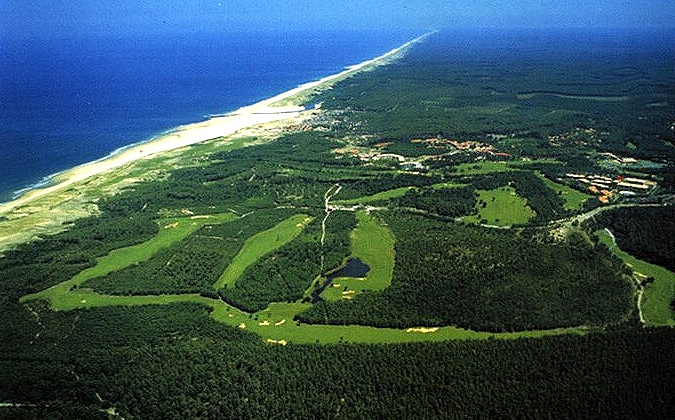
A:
[599,152,638,165]
[548,127,601,147]
[410,137,511,158]
[333,146,426,171]
[565,173,657,203]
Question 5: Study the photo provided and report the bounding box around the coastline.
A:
[0,33,427,216]
[0,33,429,251]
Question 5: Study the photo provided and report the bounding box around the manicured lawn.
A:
[337,186,414,205]
[536,172,589,211]
[210,298,587,344]
[451,161,514,175]
[335,182,466,205]
[20,208,591,345]
[21,212,237,307]
[597,229,675,326]
[321,210,394,301]
[214,214,312,290]
[451,159,563,175]
[463,186,534,226]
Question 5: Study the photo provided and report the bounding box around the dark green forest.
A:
[1,29,674,418]
[589,206,675,272]
[1,303,674,419]
[297,213,633,331]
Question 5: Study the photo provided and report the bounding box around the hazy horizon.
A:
[2,1,674,39]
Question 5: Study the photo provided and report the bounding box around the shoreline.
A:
[0,33,429,216]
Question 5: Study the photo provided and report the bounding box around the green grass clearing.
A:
[336,182,466,205]
[451,161,515,175]
[320,210,394,301]
[214,214,312,290]
[463,186,534,226]
[21,212,237,307]
[596,229,675,326]
[450,159,563,175]
[535,172,589,211]
[208,300,587,344]
[19,208,591,345]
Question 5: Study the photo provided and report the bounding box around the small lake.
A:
[311,258,370,303]
[327,258,370,280]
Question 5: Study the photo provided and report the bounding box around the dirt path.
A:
[601,228,646,324]
[557,202,665,228]
[321,183,342,246]
[320,184,342,272]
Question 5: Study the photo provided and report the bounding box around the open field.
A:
[596,229,675,326]
[214,214,312,290]
[20,206,590,344]
[463,186,534,226]
[319,211,394,301]
[451,161,515,175]
[209,300,588,344]
[336,186,414,205]
[335,182,466,205]
[536,172,590,211]
[20,212,237,307]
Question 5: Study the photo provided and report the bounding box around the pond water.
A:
[311,258,370,303]
[328,258,370,280]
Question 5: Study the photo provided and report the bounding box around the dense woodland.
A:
[589,206,675,272]
[221,212,355,312]
[297,213,633,331]
[1,303,673,419]
[1,30,674,418]
[83,209,296,297]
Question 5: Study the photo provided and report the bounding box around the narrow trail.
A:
[637,288,646,324]
[320,184,342,272]
[555,202,665,229]
[603,228,646,324]
[24,303,45,340]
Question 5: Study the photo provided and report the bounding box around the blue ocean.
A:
[0,30,416,202]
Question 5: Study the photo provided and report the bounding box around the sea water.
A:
[0,30,416,202]
[2,29,673,203]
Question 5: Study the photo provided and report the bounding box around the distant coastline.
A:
[0,33,428,215]
[0,30,422,204]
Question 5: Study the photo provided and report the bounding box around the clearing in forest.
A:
[21,212,237,309]
[320,210,394,301]
[336,182,466,206]
[536,172,589,211]
[596,229,675,326]
[214,214,312,290]
[463,186,534,226]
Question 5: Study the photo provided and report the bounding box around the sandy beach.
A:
[0,33,429,252]
[0,105,305,215]
[0,34,426,216]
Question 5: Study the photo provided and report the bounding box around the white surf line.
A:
[0,33,431,215]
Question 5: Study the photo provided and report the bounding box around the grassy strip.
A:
[210,301,587,344]
[451,161,515,175]
[214,214,312,290]
[450,159,563,175]
[535,172,589,211]
[321,211,394,301]
[20,213,237,307]
[596,229,675,326]
[20,208,589,345]
[463,187,534,226]
[335,182,466,205]
[337,186,414,205]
